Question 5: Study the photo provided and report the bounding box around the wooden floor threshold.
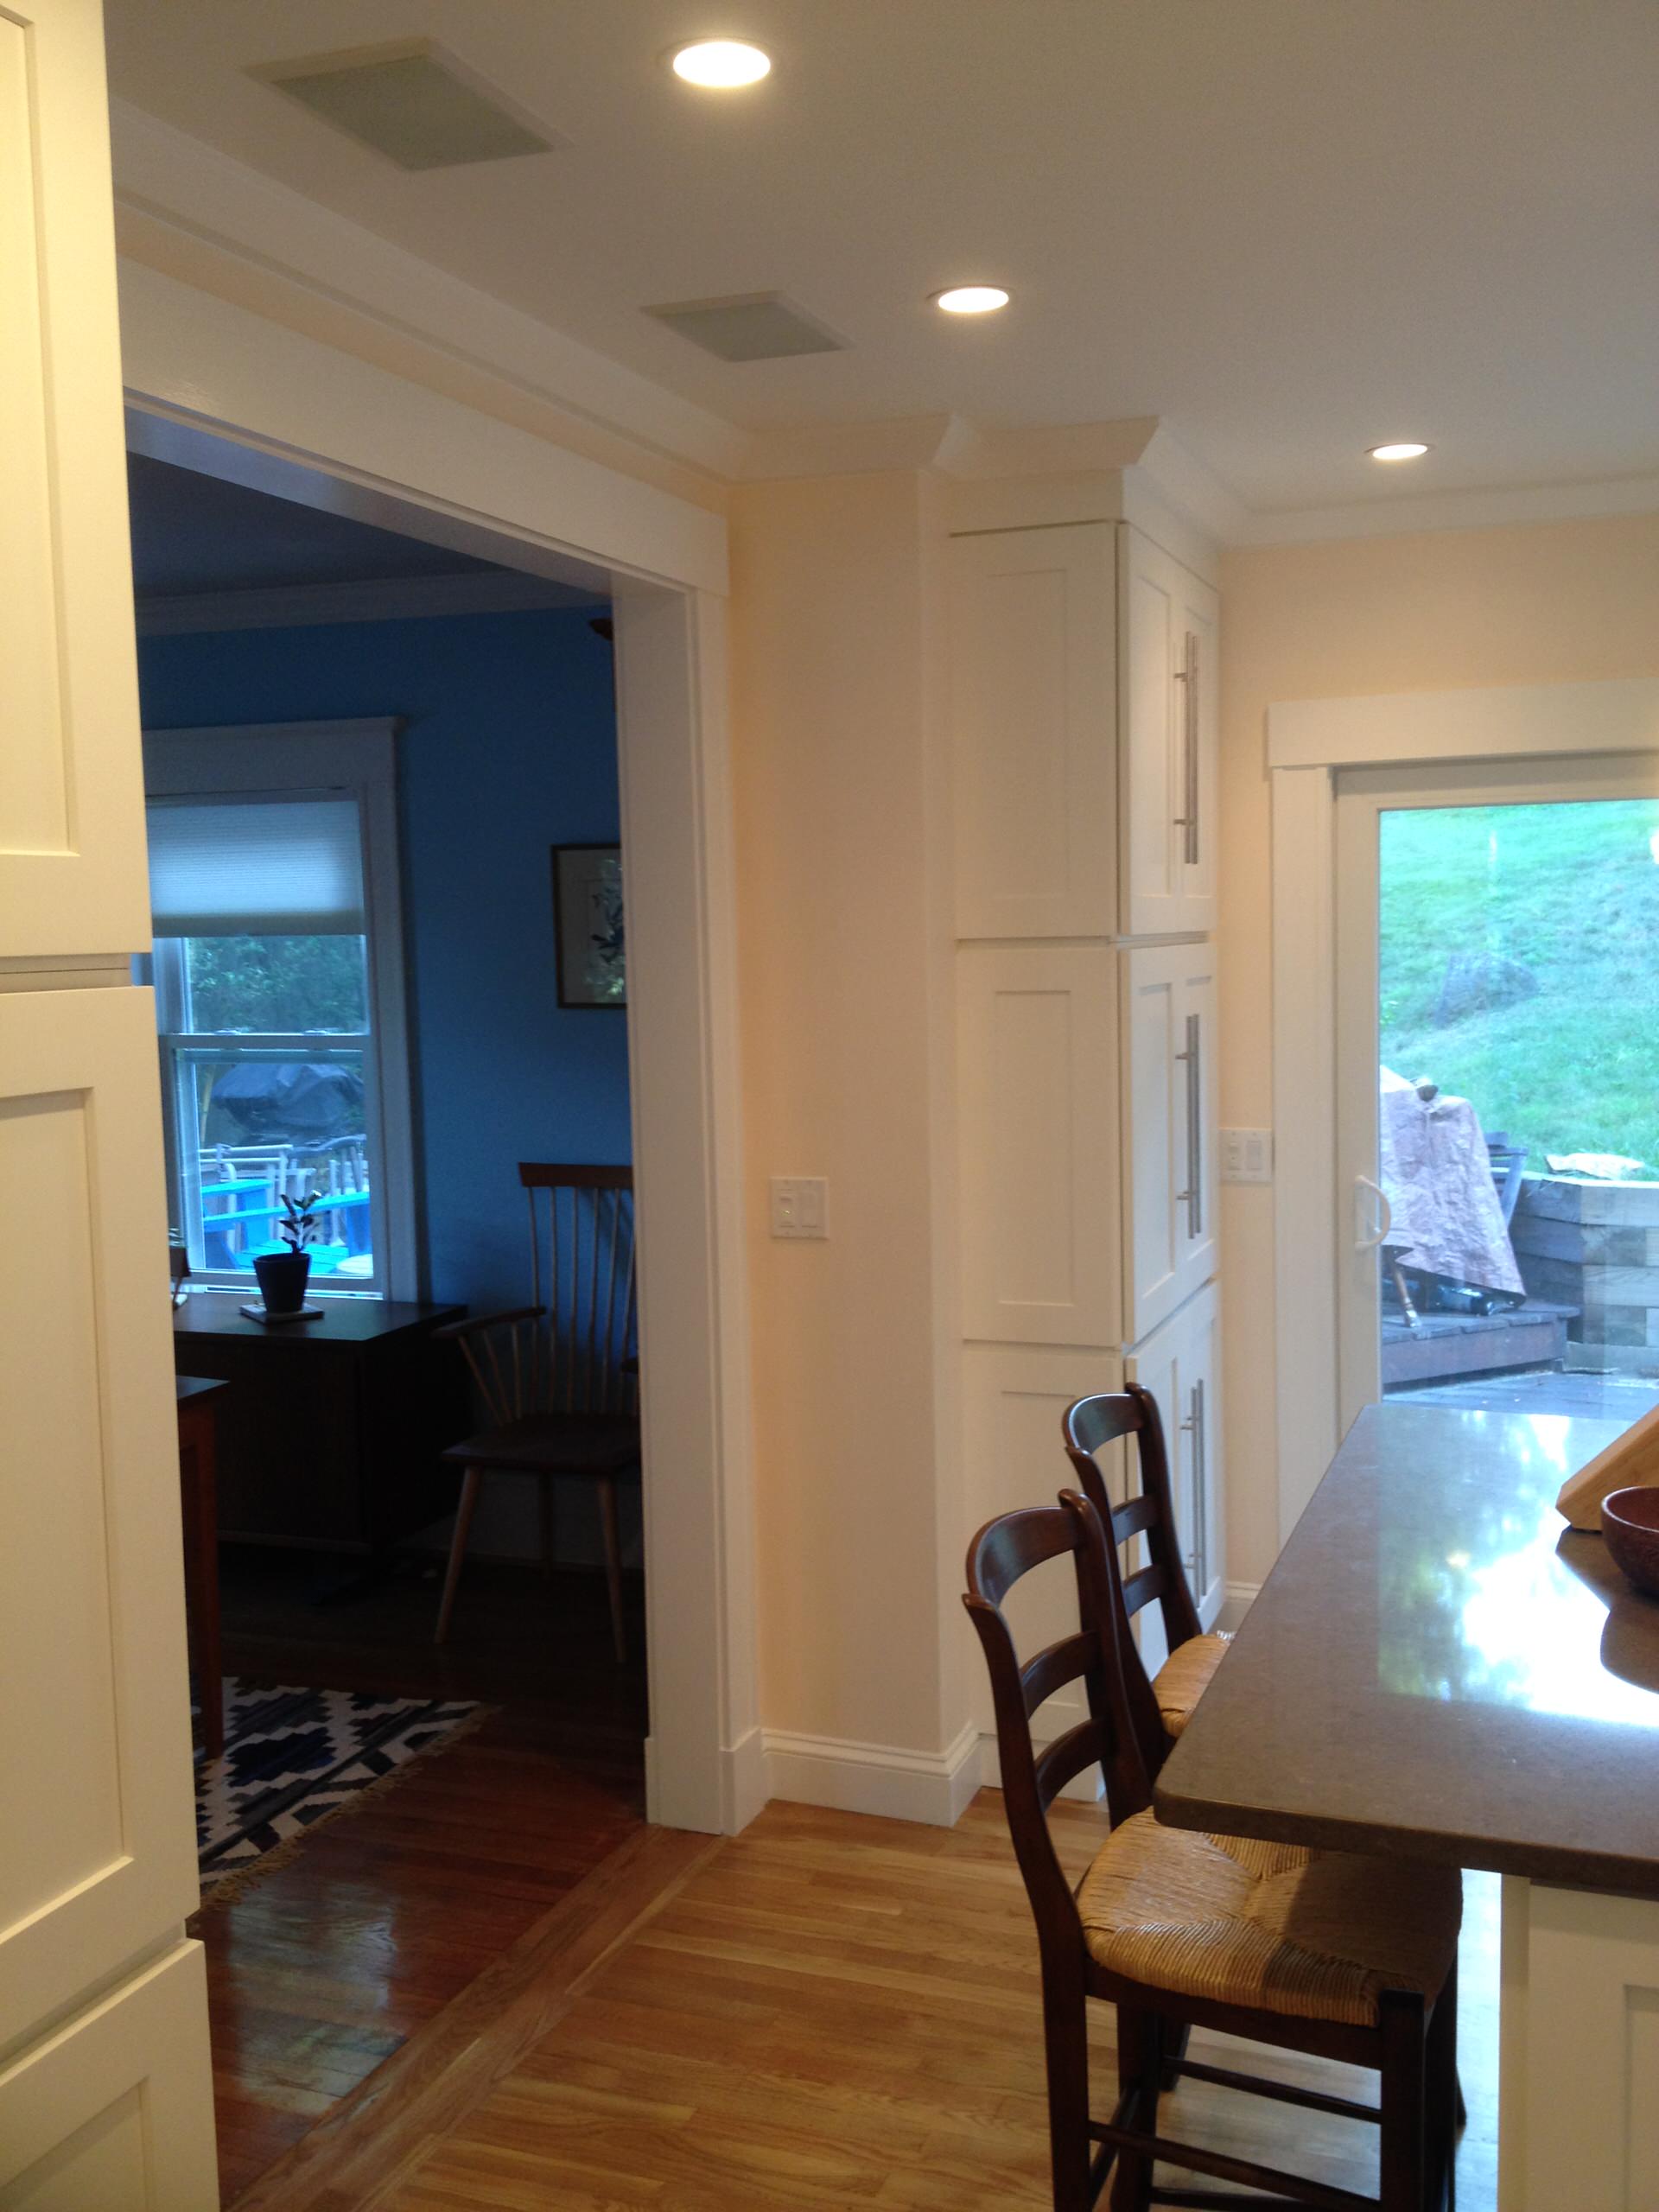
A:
[228,1821,722,2212]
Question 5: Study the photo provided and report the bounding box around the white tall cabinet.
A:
[950,484,1224,1764]
[0,2,218,2203]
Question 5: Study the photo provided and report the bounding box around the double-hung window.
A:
[143,721,415,1300]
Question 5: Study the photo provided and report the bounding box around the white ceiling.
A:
[104,0,1659,515]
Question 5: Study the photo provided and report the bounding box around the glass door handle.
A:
[1354,1173,1393,1250]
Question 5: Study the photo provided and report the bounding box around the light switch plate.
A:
[1221,1128,1274,1184]
[770,1175,829,1238]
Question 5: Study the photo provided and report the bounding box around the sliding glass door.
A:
[1333,752,1659,1433]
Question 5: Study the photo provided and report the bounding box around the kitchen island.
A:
[1156,1400,1659,2210]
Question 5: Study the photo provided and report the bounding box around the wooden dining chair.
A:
[964,1488,1460,2212]
[1063,1386,1230,1765]
[433,1164,638,1660]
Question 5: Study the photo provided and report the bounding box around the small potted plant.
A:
[253,1191,322,1316]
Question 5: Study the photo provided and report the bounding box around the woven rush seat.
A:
[1077,1808,1462,2029]
[1151,1630,1230,1738]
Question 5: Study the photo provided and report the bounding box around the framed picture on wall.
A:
[551,843,626,1008]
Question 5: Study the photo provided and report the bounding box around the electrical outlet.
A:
[1221,1128,1274,1184]
[770,1175,829,1238]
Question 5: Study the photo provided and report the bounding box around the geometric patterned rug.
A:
[195,1679,484,1897]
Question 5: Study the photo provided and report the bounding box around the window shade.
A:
[147,798,365,937]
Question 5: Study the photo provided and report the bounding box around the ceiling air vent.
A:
[250,41,560,170]
[644,293,849,363]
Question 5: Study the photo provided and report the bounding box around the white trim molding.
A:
[124,267,760,1838]
[765,1723,982,1829]
[1220,1581,1260,1633]
[1268,675,1659,1543]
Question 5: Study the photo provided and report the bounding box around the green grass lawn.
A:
[1379,798,1659,1173]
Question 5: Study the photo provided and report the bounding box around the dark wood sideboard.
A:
[171,1293,469,1553]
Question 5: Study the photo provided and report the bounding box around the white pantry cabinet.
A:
[947,520,1217,943]
[1125,1281,1224,1675]
[1122,940,1218,1344]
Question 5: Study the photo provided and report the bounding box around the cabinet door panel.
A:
[1118,529,1218,937]
[1122,941,1218,1341]
[1125,1281,1223,1678]
[958,944,1122,1348]
[0,989,199,2052]
[964,1342,1122,1795]
[0,0,149,959]
[950,524,1116,939]
[0,1944,216,2211]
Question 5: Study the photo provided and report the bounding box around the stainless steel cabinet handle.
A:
[1171,631,1200,868]
[1173,1011,1202,1239]
[1179,1376,1206,1590]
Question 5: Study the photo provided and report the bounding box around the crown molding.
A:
[739,413,963,481]
[1233,467,1659,546]
[135,567,605,636]
[110,101,748,487]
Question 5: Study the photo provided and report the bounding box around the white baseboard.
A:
[722,1726,769,1835]
[977,1730,1103,1805]
[1220,1580,1260,1633]
[763,1720,982,1828]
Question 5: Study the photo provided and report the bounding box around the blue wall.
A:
[137,607,631,1316]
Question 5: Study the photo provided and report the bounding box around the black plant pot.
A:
[253,1249,311,1316]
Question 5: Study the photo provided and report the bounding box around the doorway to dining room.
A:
[1332,753,1659,1438]
[130,423,658,2202]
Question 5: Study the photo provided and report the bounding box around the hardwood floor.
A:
[201,1547,648,2207]
[372,1795,1500,2212]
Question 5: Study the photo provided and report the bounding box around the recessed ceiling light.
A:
[671,39,772,88]
[933,285,1010,316]
[1369,442,1431,462]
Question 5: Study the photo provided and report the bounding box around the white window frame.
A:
[143,719,417,1301]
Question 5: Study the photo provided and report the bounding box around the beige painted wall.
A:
[728,470,963,1757]
[1219,512,1659,1588]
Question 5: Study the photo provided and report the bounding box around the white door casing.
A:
[1269,677,1659,1544]
[119,238,758,1839]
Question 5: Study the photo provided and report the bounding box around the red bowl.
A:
[1600,1488,1659,1599]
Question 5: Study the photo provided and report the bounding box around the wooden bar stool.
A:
[964,1488,1459,2211]
[1064,1387,1230,1760]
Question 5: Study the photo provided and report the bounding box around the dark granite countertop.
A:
[1155,1401,1659,1896]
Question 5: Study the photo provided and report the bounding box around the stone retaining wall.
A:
[1511,1174,1659,1373]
